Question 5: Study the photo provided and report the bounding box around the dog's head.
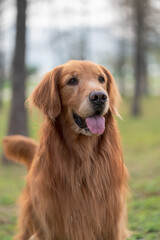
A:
[28,60,120,136]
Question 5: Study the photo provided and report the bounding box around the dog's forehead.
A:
[61,60,104,78]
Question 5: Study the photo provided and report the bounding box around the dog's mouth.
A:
[73,112,105,135]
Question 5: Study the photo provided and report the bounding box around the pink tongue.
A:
[86,116,105,134]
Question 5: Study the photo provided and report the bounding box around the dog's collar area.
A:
[73,112,90,132]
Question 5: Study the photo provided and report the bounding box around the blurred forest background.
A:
[0,0,160,239]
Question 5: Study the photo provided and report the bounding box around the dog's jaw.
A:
[72,112,108,136]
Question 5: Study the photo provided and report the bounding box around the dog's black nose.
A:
[89,91,107,105]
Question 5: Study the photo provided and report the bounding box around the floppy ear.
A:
[100,66,121,118]
[27,66,62,119]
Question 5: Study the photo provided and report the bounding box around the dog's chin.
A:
[72,111,107,136]
[76,127,94,136]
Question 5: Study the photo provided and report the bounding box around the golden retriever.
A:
[3,60,129,240]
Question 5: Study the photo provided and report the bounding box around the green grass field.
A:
[0,97,160,240]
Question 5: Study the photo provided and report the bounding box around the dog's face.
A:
[29,60,120,136]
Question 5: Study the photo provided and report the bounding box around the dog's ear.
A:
[27,66,62,119]
[100,66,121,118]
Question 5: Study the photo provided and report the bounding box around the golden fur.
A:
[3,60,129,240]
[3,135,38,169]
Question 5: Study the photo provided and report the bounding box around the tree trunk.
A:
[141,49,148,95]
[2,0,28,164]
[132,0,145,116]
[0,65,4,109]
[79,0,88,60]
[0,0,4,109]
[117,39,126,95]
[79,27,87,60]
[0,51,4,109]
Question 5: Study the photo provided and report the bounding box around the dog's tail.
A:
[2,135,38,169]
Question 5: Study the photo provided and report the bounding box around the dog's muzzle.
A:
[72,91,107,135]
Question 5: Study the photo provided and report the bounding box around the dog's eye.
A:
[98,76,105,83]
[67,78,78,86]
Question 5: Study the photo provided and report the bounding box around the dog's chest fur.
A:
[30,137,123,240]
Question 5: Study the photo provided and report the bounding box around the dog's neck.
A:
[39,111,121,162]
[34,111,125,190]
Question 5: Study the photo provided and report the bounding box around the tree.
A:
[132,0,148,115]
[78,0,88,60]
[0,0,4,109]
[116,39,127,96]
[0,51,4,109]
[2,0,28,164]
[114,0,160,115]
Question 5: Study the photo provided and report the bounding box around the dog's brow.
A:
[61,70,78,78]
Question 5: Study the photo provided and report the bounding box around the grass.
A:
[119,97,160,240]
[0,165,26,239]
[0,97,160,239]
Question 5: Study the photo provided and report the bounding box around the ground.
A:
[0,97,160,240]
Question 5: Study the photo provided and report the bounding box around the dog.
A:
[3,60,129,240]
